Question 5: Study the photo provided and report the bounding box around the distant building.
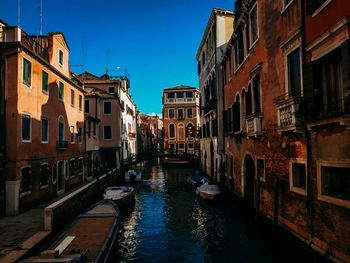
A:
[0,22,85,215]
[79,72,122,173]
[118,77,137,162]
[137,113,163,155]
[162,86,200,155]
[196,8,234,182]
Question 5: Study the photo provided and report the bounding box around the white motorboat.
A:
[103,186,135,207]
[125,169,142,182]
[196,184,221,200]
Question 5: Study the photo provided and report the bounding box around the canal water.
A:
[113,158,318,263]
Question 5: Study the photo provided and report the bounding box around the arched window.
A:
[186,123,194,138]
[246,84,253,115]
[233,94,241,132]
[169,124,175,138]
[252,74,261,112]
[178,123,185,140]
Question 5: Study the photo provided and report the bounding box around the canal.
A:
[113,158,319,263]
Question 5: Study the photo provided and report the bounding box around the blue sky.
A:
[0,0,233,115]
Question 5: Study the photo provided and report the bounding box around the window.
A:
[177,92,184,99]
[104,101,112,114]
[287,48,301,96]
[93,123,96,137]
[235,25,245,67]
[69,159,75,177]
[78,127,82,143]
[40,164,49,188]
[58,118,64,141]
[169,124,175,138]
[202,51,206,66]
[23,58,32,86]
[186,92,193,98]
[314,50,343,115]
[70,126,75,143]
[87,121,91,139]
[179,143,184,149]
[290,160,307,195]
[249,3,258,46]
[41,118,49,143]
[177,109,184,119]
[169,109,175,118]
[167,92,175,99]
[108,86,115,94]
[42,71,48,93]
[85,100,90,113]
[246,85,253,115]
[188,143,194,149]
[257,158,265,181]
[58,49,64,66]
[233,95,241,132]
[253,74,262,112]
[58,82,64,101]
[78,158,83,174]
[187,108,193,118]
[22,114,31,142]
[186,123,194,138]
[79,95,82,110]
[70,89,75,106]
[319,162,350,203]
[20,167,31,194]
[104,125,112,140]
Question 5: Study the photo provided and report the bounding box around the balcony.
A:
[246,112,264,138]
[56,140,68,151]
[274,92,304,134]
[203,98,217,115]
[164,98,195,104]
[1,27,49,61]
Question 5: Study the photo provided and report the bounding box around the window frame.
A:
[58,81,64,101]
[40,163,49,189]
[58,49,64,67]
[284,38,303,97]
[42,70,49,94]
[317,160,350,208]
[282,0,294,13]
[21,113,32,142]
[22,57,32,88]
[70,126,75,144]
[103,101,112,115]
[169,123,176,139]
[70,89,75,107]
[79,95,82,110]
[187,108,193,118]
[103,125,112,140]
[108,86,115,94]
[311,0,332,17]
[41,118,49,143]
[289,159,307,196]
[249,2,259,48]
[168,108,175,118]
[20,166,32,196]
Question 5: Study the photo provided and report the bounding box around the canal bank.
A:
[113,158,330,263]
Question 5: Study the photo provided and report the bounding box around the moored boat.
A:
[103,186,135,207]
[196,184,221,200]
[187,173,209,188]
[125,169,142,182]
[21,200,120,263]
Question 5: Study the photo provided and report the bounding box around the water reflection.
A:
[114,159,318,263]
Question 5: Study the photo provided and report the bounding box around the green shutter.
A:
[42,71,48,92]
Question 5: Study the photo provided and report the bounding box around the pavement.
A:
[0,205,46,262]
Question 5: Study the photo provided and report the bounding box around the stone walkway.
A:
[0,206,44,260]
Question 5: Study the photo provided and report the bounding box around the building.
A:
[196,8,234,182]
[162,85,200,156]
[137,113,163,155]
[119,76,137,163]
[220,0,350,262]
[79,72,122,174]
[0,22,85,215]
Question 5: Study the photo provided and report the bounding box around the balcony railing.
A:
[164,98,195,104]
[56,140,68,150]
[274,92,304,133]
[246,112,263,138]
